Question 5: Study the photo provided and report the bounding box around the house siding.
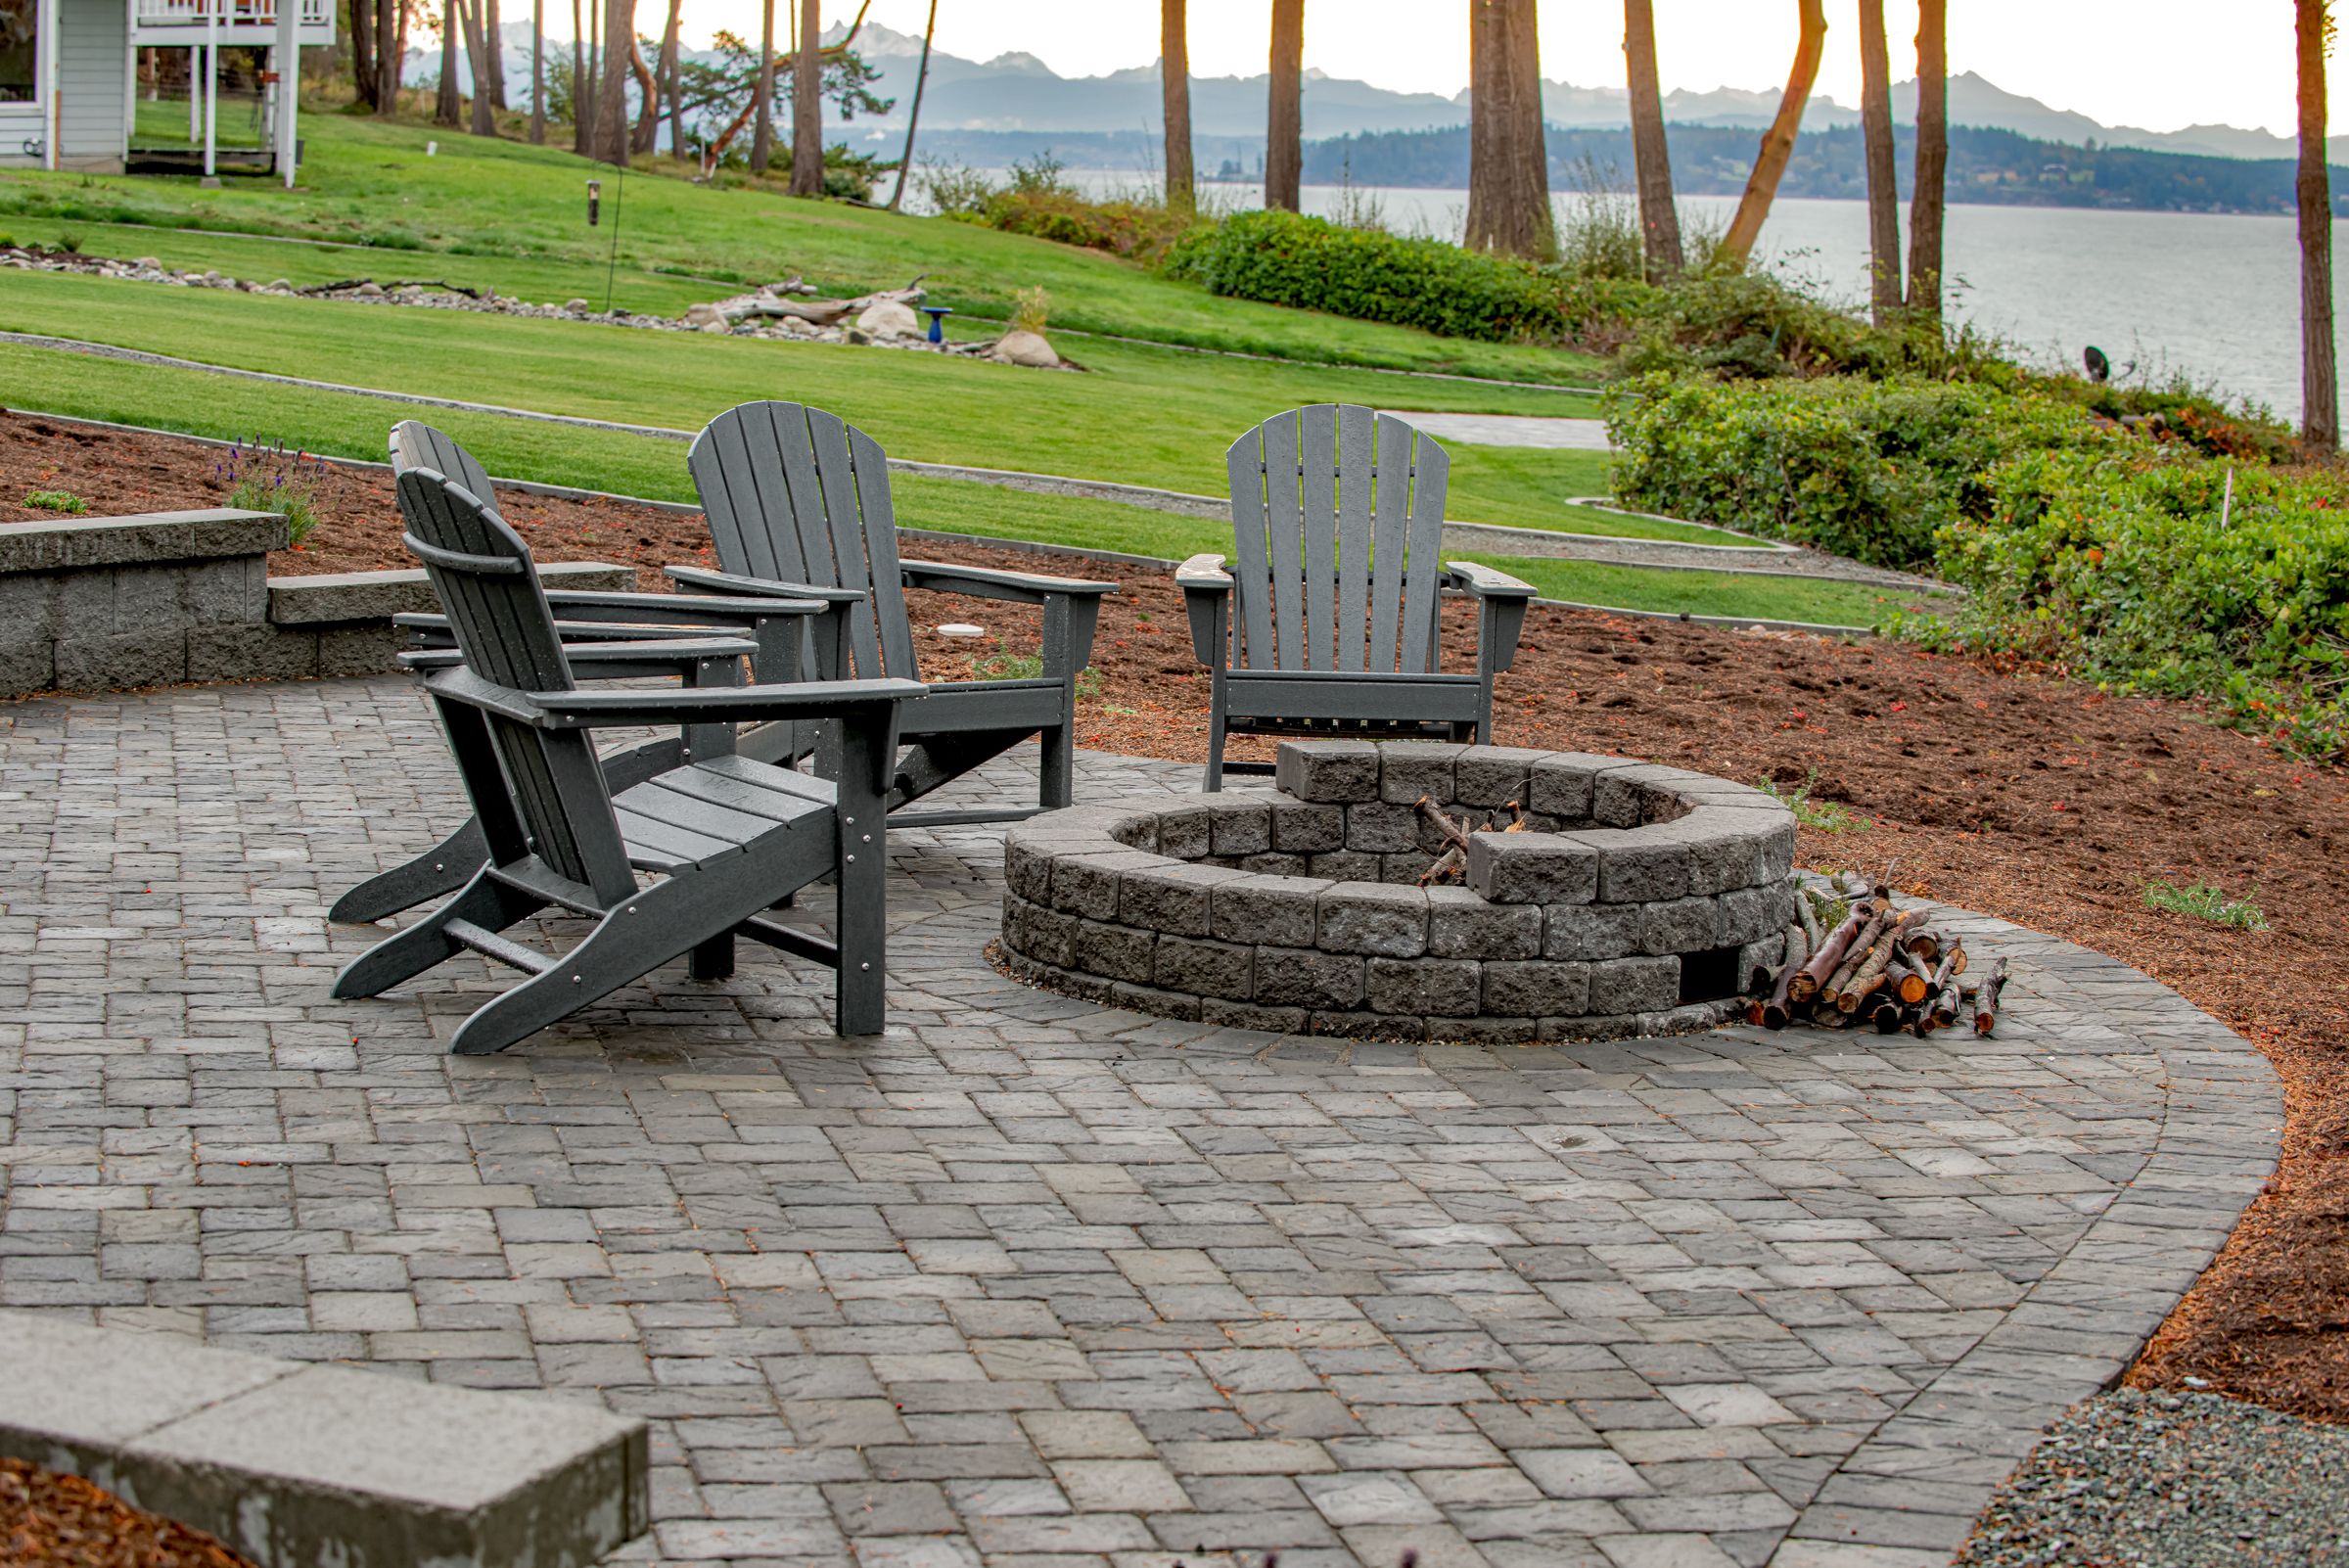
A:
[54,0,124,170]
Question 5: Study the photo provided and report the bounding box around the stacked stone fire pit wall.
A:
[997,740,1799,1042]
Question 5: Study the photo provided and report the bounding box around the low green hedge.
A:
[1910,450,2349,759]
[1160,210,1575,344]
[966,189,1197,263]
[1604,373,2116,571]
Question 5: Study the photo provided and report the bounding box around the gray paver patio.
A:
[0,675,2280,1568]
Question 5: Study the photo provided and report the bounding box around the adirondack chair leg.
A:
[1203,663,1230,792]
[332,867,545,999]
[446,888,726,1055]
[689,933,737,982]
[328,817,486,924]
[832,718,892,1037]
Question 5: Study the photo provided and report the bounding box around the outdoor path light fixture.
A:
[586,180,602,226]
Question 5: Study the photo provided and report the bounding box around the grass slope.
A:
[0,112,1605,384]
[0,269,1724,541]
[0,341,1904,626]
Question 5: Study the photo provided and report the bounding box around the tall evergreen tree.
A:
[1857,0,1903,324]
[1623,0,1682,279]
[1162,0,1195,216]
[1265,0,1304,211]
[2302,0,2339,449]
[790,0,824,194]
[1464,0,1553,260]
[1906,0,1948,318]
[752,0,775,171]
[1721,0,1824,268]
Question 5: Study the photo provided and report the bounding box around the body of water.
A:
[1028,171,2338,420]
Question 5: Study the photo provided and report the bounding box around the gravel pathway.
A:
[1958,1390,2349,1567]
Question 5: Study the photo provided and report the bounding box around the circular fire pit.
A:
[996,741,1799,1042]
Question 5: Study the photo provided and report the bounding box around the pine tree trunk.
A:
[485,0,506,108]
[751,0,774,172]
[790,0,823,195]
[1265,0,1304,212]
[436,0,462,125]
[1906,0,1947,319]
[349,0,379,112]
[376,0,401,115]
[1162,0,1194,216]
[1464,0,1554,260]
[887,0,938,209]
[530,0,544,142]
[628,28,659,153]
[1623,0,1682,280]
[595,0,634,163]
[666,14,683,160]
[1721,0,1824,269]
[462,0,495,133]
[572,0,591,153]
[1858,0,1902,324]
[2301,0,2339,450]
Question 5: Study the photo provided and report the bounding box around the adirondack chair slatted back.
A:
[390,420,499,505]
[1224,405,1451,673]
[690,401,916,682]
[394,468,629,897]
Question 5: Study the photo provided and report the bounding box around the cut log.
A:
[1792,901,1872,1003]
[1889,949,1932,1006]
[1972,957,2009,1036]
[1822,905,1897,1007]
[1835,909,1918,1014]
[1869,997,1907,1034]
[1796,887,1827,950]
[1754,922,1813,1029]
[1900,924,1943,964]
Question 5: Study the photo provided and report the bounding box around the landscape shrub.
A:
[1605,373,2116,570]
[1160,209,1574,344]
[1906,450,2349,759]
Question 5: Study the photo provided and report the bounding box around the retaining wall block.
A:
[1543,902,1642,962]
[1268,799,1346,854]
[1426,886,1543,961]
[1307,850,1380,883]
[1345,802,1420,854]
[1719,881,1798,947]
[1366,956,1482,1017]
[1592,762,1696,828]
[1527,752,1631,820]
[1154,804,1213,861]
[1110,981,1202,1023]
[1577,829,1695,903]
[1311,1008,1422,1041]
[1453,746,1550,808]
[1378,742,1463,805]
[1002,896,1079,969]
[1154,935,1255,1000]
[1315,882,1429,958]
[1638,896,1725,957]
[1049,850,1158,922]
[1483,960,1592,1018]
[55,628,186,691]
[1119,863,1246,938]
[1589,954,1681,1014]
[1275,738,1379,802]
[1202,997,1308,1036]
[1211,875,1322,950]
[1205,794,1275,857]
[1251,947,1365,1009]
[1466,833,1600,906]
[1074,920,1158,984]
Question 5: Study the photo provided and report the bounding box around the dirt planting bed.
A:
[4,408,2345,1421]
[1,1457,254,1568]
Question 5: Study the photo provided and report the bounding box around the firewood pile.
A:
[1412,795,1531,885]
[1750,872,2008,1038]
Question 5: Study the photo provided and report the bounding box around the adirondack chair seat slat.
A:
[1185,405,1537,788]
[613,760,833,873]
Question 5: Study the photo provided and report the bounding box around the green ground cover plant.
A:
[2142,878,2268,931]
[22,488,88,513]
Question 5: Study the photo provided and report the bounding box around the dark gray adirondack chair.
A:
[333,466,923,1052]
[330,422,830,926]
[671,401,1120,826]
[1177,404,1537,789]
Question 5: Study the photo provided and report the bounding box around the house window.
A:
[0,0,36,105]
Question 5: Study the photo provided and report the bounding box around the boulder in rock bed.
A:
[855,300,922,338]
[990,329,1060,368]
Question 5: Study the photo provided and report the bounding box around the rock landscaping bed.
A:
[0,247,1070,367]
[1956,1390,2349,1567]
[1,1458,253,1568]
[2,409,2343,1421]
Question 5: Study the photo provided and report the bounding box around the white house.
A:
[2,0,334,184]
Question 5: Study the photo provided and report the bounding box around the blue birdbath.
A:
[922,306,953,345]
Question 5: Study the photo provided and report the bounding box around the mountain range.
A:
[427,22,2348,167]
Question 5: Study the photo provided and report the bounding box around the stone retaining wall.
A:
[997,739,1800,1042]
[0,509,628,699]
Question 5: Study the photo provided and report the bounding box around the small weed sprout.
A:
[23,488,88,514]
[1011,286,1050,336]
[1760,770,1865,833]
[2142,878,2267,931]
[972,648,1100,699]
[215,434,330,546]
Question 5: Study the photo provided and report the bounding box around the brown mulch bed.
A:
[4,409,2346,1421]
[1,1458,254,1568]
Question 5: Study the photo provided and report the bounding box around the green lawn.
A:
[0,339,1899,625]
[0,268,1721,541]
[0,110,1605,384]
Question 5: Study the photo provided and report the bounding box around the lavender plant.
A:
[215,435,330,547]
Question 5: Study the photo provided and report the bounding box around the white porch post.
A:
[40,0,58,168]
[201,0,217,178]
[273,0,296,186]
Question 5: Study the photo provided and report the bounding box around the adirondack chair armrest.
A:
[396,612,771,647]
[396,636,761,673]
[541,588,829,623]
[1174,554,1233,667]
[897,559,1119,606]
[529,676,927,728]
[1446,561,1538,674]
[664,565,868,604]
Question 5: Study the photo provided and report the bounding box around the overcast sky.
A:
[644,2,2330,141]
